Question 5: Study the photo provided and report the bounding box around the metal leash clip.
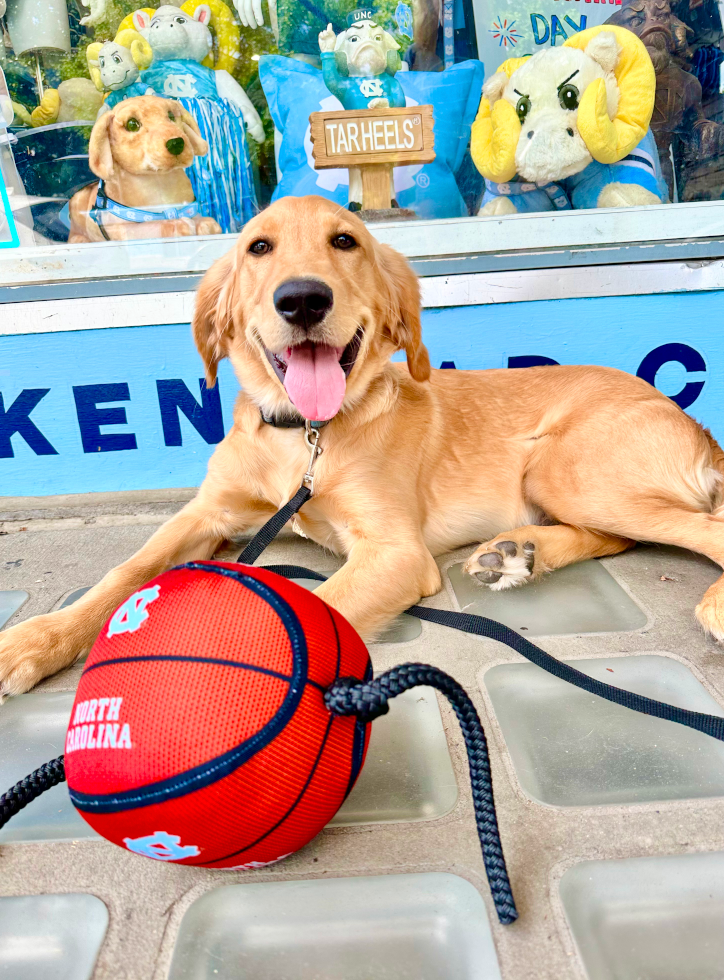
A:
[303,421,323,493]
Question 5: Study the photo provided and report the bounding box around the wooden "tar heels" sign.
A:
[310,105,435,210]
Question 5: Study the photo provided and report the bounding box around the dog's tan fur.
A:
[3,194,724,698]
[68,96,221,243]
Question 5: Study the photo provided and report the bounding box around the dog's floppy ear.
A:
[174,102,208,156]
[375,241,430,382]
[192,248,238,386]
[88,110,114,180]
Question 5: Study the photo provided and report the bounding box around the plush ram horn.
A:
[494,56,531,79]
[85,42,104,93]
[115,29,153,70]
[471,97,520,183]
[470,54,531,182]
[564,24,655,164]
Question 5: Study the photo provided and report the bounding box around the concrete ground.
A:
[1,490,724,979]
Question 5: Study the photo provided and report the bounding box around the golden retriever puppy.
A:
[68,95,221,243]
[2,194,724,698]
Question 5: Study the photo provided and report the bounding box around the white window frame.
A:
[2,199,724,292]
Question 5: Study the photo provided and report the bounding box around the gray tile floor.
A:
[483,655,724,807]
[167,873,502,980]
[2,510,724,980]
[560,852,724,980]
[0,893,108,980]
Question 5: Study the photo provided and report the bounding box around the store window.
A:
[0,0,722,263]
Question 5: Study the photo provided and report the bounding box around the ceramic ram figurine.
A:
[86,31,154,111]
[472,25,666,215]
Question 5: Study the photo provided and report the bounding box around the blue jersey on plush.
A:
[320,51,406,109]
[481,131,667,212]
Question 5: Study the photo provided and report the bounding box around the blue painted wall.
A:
[1,288,722,496]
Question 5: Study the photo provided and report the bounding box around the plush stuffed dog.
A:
[472,25,667,214]
[68,95,222,242]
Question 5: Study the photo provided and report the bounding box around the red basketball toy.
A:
[63,562,372,870]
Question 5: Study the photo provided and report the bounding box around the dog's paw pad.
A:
[467,539,535,591]
[478,552,504,569]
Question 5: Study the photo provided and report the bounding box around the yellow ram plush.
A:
[86,30,153,99]
[471,25,665,215]
[30,79,104,127]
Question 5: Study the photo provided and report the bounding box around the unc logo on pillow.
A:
[260,56,485,219]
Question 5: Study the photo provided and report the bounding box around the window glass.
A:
[0,0,722,258]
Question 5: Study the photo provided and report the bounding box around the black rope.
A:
[0,756,66,830]
[325,663,518,925]
[236,485,311,565]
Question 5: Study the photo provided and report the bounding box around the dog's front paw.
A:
[0,614,82,701]
[479,196,518,217]
[463,538,535,590]
[695,583,724,642]
[197,217,222,236]
[163,218,195,238]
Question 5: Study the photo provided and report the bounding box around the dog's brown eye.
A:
[249,239,271,255]
[125,117,140,132]
[332,233,357,250]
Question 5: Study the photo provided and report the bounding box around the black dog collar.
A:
[259,410,329,430]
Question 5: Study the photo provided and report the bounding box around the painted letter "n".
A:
[156,379,224,447]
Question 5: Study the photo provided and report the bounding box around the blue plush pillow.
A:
[259,56,485,219]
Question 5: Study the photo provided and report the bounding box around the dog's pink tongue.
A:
[284,342,346,421]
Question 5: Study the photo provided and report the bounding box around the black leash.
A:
[236,422,321,565]
[237,486,311,565]
[255,557,724,743]
[5,468,724,928]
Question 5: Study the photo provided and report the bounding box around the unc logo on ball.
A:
[123,830,200,861]
[107,585,161,637]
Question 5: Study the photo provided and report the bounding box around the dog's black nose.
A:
[273,279,333,330]
[166,137,185,156]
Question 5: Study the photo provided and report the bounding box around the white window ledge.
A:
[1,199,724,290]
